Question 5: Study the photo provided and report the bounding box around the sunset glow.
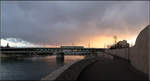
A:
[1,1,149,48]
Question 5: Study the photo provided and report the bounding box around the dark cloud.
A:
[1,1,149,46]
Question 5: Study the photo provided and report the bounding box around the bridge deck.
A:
[77,57,148,80]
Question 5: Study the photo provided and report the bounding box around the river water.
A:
[0,55,84,80]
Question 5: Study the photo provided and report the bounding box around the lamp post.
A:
[113,36,117,44]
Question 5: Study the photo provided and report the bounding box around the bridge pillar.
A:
[56,52,64,66]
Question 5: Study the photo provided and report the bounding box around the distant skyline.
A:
[1,1,149,48]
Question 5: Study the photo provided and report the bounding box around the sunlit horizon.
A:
[0,26,143,48]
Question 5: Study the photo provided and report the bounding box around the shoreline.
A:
[41,56,98,80]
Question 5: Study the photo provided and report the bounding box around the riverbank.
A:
[42,56,98,80]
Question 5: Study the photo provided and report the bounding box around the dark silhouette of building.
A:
[110,40,129,49]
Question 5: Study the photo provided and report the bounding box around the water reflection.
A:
[0,57,25,63]
[0,55,84,80]
[56,57,64,66]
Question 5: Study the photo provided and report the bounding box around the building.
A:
[110,40,129,49]
[117,40,129,48]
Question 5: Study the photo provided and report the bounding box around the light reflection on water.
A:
[0,55,84,80]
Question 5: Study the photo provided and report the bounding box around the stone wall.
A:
[105,48,129,60]
[129,25,149,74]
[105,25,150,75]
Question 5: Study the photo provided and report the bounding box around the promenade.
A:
[77,57,148,80]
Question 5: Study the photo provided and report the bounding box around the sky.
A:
[0,1,149,48]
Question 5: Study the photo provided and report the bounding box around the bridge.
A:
[0,47,105,63]
[0,47,105,56]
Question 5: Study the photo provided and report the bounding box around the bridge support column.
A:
[56,52,64,66]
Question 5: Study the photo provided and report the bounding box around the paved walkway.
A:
[77,57,148,80]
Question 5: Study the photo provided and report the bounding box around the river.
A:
[0,55,85,80]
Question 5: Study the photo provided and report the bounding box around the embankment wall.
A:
[105,25,150,75]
